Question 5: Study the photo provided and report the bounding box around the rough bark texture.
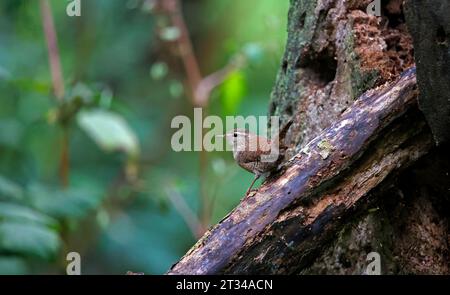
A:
[168,68,435,274]
[268,0,449,275]
[302,145,450,275]
[269,0,414,151]
[168,0,450,274]
[404,0,450,144]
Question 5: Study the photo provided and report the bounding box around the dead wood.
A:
[168,67,434,275]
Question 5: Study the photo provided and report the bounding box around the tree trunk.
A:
[168,0,450,274]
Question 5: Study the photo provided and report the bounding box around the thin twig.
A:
[40,0,65,100]
[166,0,239,107]
[165,186,204,239]
[166,0,202,106]
[40,0,69,187]
[59,129,70,187]
[195,62,238,107]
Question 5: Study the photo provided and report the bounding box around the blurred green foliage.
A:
[0,0,287,274]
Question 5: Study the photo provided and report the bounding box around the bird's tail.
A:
[271,119,293,151]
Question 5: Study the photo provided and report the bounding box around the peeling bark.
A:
[270,0,414,153]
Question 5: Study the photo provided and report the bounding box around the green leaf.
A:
[77,109,140,157]
[0,176,23,201]
[221,71,247,115]
[0,257,28,275]
[9,78,52,95]
[28,184,104,220]
[0,222,60,260]
[0,202,58,228]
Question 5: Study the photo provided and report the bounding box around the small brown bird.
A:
[218,120,293,195]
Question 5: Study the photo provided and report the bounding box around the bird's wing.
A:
[235,149,261,164]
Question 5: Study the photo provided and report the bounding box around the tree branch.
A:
[162,0,202,106]
[40,0,65,101]
[167,67,434,274]
[40,0,70,187]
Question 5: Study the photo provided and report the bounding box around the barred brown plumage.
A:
[219,120,293,195]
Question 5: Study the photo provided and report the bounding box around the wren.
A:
[218,120,293,195]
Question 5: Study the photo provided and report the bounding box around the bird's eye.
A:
[233,133,237,138]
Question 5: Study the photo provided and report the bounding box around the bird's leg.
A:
[245,174,260,196]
